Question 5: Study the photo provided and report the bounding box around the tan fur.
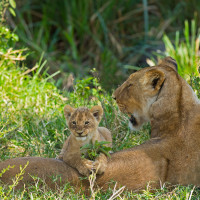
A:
[58,105,112,176]
[0,57,200,191]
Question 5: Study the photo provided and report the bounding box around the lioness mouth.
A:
[129,115,137,126]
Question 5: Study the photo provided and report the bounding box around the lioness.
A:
[58,105,112,176]
[0,57,200,191]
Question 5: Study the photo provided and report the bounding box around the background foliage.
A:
[7,0,200,90]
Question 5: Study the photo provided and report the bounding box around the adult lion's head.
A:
[113,57,178,131]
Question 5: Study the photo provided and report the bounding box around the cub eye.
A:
[85,121,89,125]
[72,121,76,125]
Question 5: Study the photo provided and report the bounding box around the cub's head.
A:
[64,105,103,141]
[113,57,177,131]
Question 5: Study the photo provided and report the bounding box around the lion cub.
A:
[58,105,112,176]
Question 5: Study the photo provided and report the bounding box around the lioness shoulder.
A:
[58,105,112,176]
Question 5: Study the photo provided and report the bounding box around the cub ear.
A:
[90,105,103,123]
[159,56,177,71]
[140,69,165,95]
[64,105,75,123]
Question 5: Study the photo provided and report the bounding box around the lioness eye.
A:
[85,121,89,125]
[72,121,76,125]
[128,83,132,88]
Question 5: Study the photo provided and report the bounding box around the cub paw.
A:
[93,154,107,175]
[77,166,91,177]
[78,159,93,176]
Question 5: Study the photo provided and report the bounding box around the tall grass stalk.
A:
[143,0,149,42]
[163,19,200,80]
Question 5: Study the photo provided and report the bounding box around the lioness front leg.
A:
[93,153,108,175]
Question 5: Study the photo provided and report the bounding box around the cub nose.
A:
[77,131,83,136]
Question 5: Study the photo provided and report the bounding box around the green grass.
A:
[0,26,200,199]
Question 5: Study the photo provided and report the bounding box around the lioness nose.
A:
[112,94,116,100]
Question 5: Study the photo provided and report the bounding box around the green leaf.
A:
[80,143,92,150]
[101,146,112,151]
[80,140,112,160]
[91,151,96,156]
[9,0,16,8]
[99,148,111,158]
[9,7,16,17]
[124,65,142,71]
[98,141,111,145]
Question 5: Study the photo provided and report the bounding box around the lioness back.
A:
[58,105,112,176]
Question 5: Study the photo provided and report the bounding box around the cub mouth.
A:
[76,131,87,137]
[76,135,87,141]
[129,114,138,126]
[77,135,87,138]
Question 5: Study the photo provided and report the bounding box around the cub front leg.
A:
[93,153,108,175]
[63,152,93,177]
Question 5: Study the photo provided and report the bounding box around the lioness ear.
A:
[159,56,177,71]
[140,69,165,94]
[64,105,75,123]
[90,105,103,122]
